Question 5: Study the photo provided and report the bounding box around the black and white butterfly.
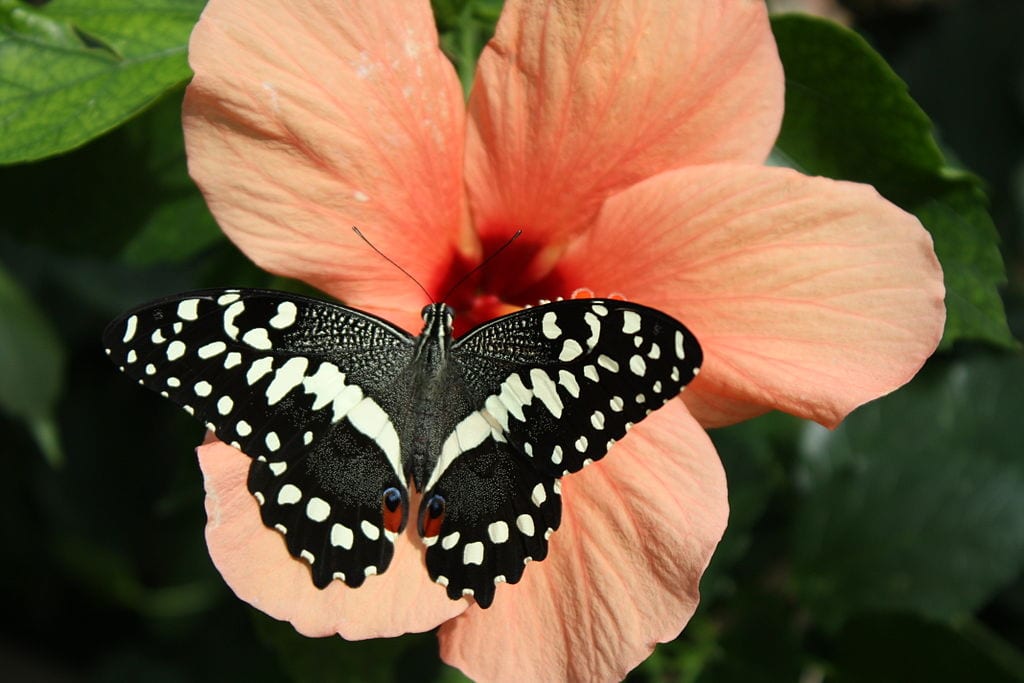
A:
[103,289,702,607]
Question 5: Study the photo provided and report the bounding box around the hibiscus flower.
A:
[182,0,945,680]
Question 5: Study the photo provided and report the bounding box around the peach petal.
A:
[438,401,727,683]
[184,0,471,325]
[197,439,467,639]
[558,164,946,428]
[465,0,783,274]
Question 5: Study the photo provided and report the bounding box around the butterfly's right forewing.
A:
[102,289,415,587]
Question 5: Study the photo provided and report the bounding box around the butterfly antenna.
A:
[352,227,434,303]
[440,230,522,303]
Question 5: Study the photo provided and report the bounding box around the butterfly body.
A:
[104,290,702,607]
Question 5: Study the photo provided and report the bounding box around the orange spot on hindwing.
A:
[381,487,406,533]
[418,494,446,538]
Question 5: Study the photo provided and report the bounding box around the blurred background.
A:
[1,0,1022,680]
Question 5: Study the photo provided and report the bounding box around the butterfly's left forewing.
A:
[421,299,702,605]
[103,289,415,587]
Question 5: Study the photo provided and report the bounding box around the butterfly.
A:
[103,288,702,607]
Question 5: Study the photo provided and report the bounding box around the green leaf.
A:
[827,614,1024,683]
[771,14,1014,350]
[0,0,204,163]
[0,263,65,464]
[792,356,1024,626]
[433,0,501,97]
[119,193,222,265]
[700,413,798,602]
[1,87,225,262]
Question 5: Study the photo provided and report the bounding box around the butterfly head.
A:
[420,303,455,336]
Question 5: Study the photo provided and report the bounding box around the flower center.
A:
[453,287,628,335]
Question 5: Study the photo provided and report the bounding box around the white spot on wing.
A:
[516,514,535,536]
[265,431,281,451]
[177,299,200,321]
[361,520,380,540]
[531,483,546,506]
[622,310,641,334]
[277,484,301,504]
[217,396,233,415]
[541,311,561,339]
[242,327,272,350]
[166,340,186,361]
[463,541,484,566]
[223,301,245,340]
[487,521,509,544]
[122,315,138,343]
[583,312,601,348]
[331,523,354,549]
[270,301,298,329]
[265,356,309,405]
[558,370,580,398]
[442,531,460,550]
[198,341,227,359]
[558,338,583,361]
[246,357,274,385]
[530,368,563,418]
[306,497,331,522]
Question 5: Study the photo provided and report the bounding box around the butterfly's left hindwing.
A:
[102,289,415,588]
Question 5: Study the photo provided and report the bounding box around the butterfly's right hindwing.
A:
[421,439,562,608]
[102,289,415,587]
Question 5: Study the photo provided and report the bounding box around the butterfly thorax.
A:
[401,303,466,489]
